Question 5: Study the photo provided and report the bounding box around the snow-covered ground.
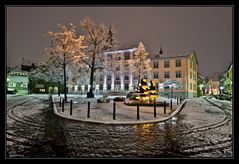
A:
[52,95,181,124]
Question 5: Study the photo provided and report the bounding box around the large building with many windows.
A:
[150,49,198,98]
[68,47,198,98]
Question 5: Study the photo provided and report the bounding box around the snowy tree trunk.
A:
[88,53,95,98]
[63,53,67,102]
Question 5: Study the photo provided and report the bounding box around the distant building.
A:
[21,57,36,71]
[197,73,205,97]
[7,71,29,94]
[220,63,232,96]
[207,72,221,95]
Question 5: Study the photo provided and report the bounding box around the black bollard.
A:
[70,100,73,115]
[170,99,172,110]
[180,97,182,104]
[137,103,140,120]
[164,101,166,114]
[62,99,64,112]
[87,102,90,118]
[113,102,116,120]
[177,98,179,105]
[154,102,156,117]
[59,97,61,107]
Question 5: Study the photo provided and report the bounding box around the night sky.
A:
[6,6,232,77]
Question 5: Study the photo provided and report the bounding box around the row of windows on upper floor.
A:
[153,59,181,68]
[153,59,197,71]
[153,71,197,80]
[95,71,197,81]
[153,71,182,79]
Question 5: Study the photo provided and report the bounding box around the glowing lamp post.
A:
[219,86,224,95]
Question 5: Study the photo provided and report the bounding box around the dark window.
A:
[115,75,120,81]
[125,75,129,80]
[85,85,88,91]
[107,84,111,90]
[154,73,158,79]
[99,84,103,90]
[164,60,170,68]
[124,52,130,60]
[164,71,170,78]
[107,75,111,81]
[176,59,181,67]
[124,84,129,90]
[154,61,158,68]
[99,75,104,81]
[176,71,181,78]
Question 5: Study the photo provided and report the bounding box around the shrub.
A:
[114,97,125,102]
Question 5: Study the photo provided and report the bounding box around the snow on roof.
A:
[9,76,29,83]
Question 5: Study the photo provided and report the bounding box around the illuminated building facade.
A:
[150,49,198,98]
[69,47,198,98]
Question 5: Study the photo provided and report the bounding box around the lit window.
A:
[154,73,158,79]
[176,71,181,78]
[124,52,130,60]
[164,72,170,78]
[176,59,181,67]
[8,82,16,87]
[154,61,158,68]
[164,60,170,68]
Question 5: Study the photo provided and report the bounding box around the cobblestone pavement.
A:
[6,95,232,158]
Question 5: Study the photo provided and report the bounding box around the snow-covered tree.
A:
[80,17,118,98]
[46,23,86,101]
[132,42,150,85]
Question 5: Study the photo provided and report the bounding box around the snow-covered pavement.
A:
[52,94,182,124]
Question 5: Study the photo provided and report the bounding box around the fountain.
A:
[125,78,163,106]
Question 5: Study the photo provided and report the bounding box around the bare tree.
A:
[80,17,118,98]
[132,42,150,85]
[46,23,86,101]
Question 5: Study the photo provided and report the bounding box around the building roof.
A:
[8,76,29,83]
[151,50,198,64]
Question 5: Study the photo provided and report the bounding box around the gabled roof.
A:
[151,50,199,64]
[8,76,29,83]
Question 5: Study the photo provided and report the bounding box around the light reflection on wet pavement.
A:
[6,95,232,158]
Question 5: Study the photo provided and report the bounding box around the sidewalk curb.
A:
[52,97,187,125]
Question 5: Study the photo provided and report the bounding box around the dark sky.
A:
[6,6,232,77]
